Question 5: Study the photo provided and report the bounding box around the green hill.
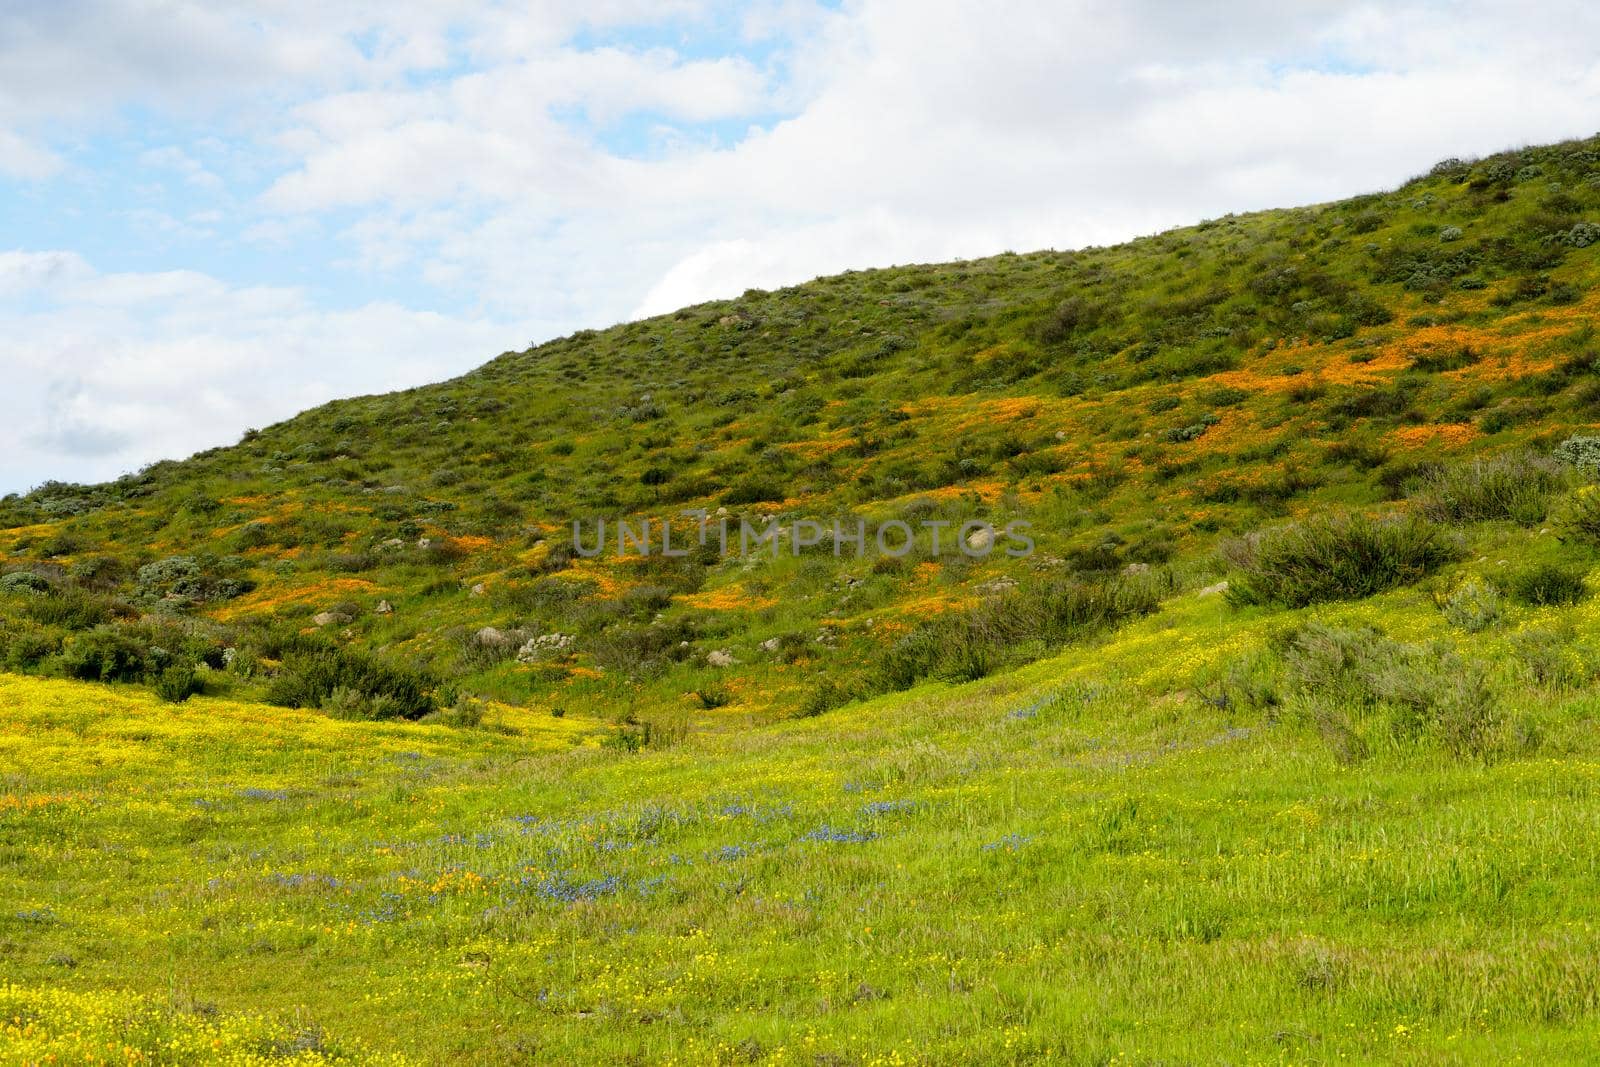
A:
[6,136,1600,729]
[7,133,1600,1061]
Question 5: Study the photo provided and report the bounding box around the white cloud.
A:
[0,128,62,179]
[0,252,535,492]
[4,1,1600,493]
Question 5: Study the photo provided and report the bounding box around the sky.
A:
[2,1,1600,495]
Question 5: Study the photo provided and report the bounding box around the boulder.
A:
[707,649,736,668]
[476,626,513,648]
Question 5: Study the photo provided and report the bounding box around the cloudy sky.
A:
[2,1,1599,494]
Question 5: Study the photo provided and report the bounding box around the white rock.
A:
[476,626,512,648]
[1197,581,1230,597]
[707,649,736,668]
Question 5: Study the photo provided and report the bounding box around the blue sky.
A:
[3,0,1599,494]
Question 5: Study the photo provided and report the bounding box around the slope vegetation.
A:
[4,137,1600,727]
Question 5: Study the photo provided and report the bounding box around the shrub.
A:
[1,621,59,669]
[1437,580,1504,633]
[872,572,1164,691]
[137,556,201,593]
[1224,513,1459,607]
[691,683,733,709]
[24,590,118,631]
[1279,624,1501,759]
[153,665,202,703]
[588,619,697,679]
[430,695,487,728]
[721,480,786,505]
[266,645,434,720]
[55,628,155,683]
[0,571,50,595]
[1554,435,1600,475]
[1561,487,1600,544]
[1509,630,1592,690]
[1412,452,1566,525]
[1498,562,1588,606]
[797,676,859,717]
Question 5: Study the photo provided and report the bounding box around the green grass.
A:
[7,557,1600,1061]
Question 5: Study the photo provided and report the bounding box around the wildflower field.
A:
[9,550,1600,1062]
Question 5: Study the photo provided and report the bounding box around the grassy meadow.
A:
[9,555,1600,1062]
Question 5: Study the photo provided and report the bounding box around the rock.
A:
[977,576,1018,596]
[313,611,352,627]
[1054,430,1067,441]
[1197,581,1230,598]
[760,637,782,653]
[715,506,729,517]
[476,626,513,648]
[417,537,431,549]
[965,525,995,552]
[707,649,736,668]
[374,599,394,615]
[470,582,487,597]
[1122,562,1151,575]
[381,538,403,549]
[515,633,574,664]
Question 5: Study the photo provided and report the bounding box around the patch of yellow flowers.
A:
[0,983,409,1066]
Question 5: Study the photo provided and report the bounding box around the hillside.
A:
[5,136,1600,726]
[8,134,1600,1061]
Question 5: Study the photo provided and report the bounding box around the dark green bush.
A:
[153,665,202,703]
[55,628,155,683]
[23,589,120,631]
[1498,562,1588,606]
[721,480,786,505]
[1224,513,1459,607]
[266,645,434,720]
[1560,488,1600,544]
[1,622,59,669]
